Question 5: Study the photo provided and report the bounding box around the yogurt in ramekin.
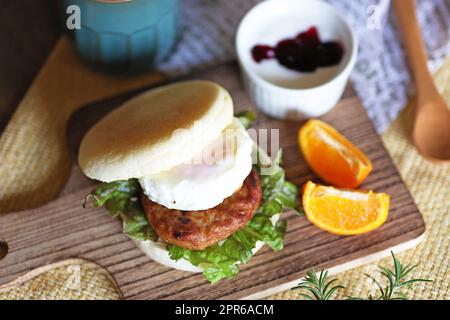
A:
[236,0,358,119]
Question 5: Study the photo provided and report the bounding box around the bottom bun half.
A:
[133,214,280,273]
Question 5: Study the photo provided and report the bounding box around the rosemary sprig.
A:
[348,251,432,300]
[291,270,344,300]
[292,252,432,300]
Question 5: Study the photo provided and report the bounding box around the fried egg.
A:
[139,118,254,210]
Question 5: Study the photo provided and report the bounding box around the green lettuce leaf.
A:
[236,110,257,129]
[84,179,157,241]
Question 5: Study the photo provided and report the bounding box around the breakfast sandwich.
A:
[80,80,297,283]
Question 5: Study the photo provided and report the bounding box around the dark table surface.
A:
[0,1,60,133]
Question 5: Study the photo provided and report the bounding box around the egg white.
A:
[139,118,254,211]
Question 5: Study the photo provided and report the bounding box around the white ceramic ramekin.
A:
[236,0,358,119]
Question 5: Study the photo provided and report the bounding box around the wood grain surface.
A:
[0,64,425,299]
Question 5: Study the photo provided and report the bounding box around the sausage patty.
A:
[141,170,262,250]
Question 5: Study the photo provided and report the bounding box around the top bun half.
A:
[79,80,233,182]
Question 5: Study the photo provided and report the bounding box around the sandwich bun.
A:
[79,80,233,182]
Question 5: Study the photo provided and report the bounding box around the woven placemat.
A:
[0,39,448,300]
[0,259,121,300]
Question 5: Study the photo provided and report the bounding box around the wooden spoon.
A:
[393,0,450,161]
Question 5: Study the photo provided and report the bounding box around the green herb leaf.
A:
[292,270,344,300]
[347,251,433,300]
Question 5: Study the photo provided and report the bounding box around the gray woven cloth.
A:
[159,0,450,133]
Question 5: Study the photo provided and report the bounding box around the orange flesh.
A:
[303,181,390,235]
[299,120,373,188]
[308,189,379,230]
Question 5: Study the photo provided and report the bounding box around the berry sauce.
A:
[251,27,344,73]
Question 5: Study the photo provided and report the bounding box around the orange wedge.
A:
[302,181,389,235]
[299,119,373,188]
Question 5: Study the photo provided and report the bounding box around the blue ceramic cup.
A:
[62,0,180,73]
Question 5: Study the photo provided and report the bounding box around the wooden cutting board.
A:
[0,63,425,299]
